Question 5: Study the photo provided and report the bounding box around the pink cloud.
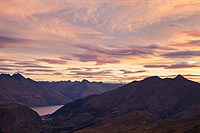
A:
[183,30,200,37]
[145,62,199,69]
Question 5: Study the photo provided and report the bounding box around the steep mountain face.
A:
[0,74,71,107]
[0,74,122,107]
[60,79,122,100]
[50,75,200,132]
[0,103,41,133]
[75,112,200,133]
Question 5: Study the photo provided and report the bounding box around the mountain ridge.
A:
[49,75,200,132]
[0,73,122,107]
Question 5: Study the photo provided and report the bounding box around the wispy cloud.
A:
[0,36,30,48]
[25,69,55,72]
[68,70,113,77]
[53,72,63,75]
[145,62,199,69]
[23,72,62,76]
[37,59,67,64]
[183,30,200,37]
[66,67,82,71]
[165,62,199,69]
[82,67,100,71]
[167,23,183,27]
[162,50,200,58]
[74,53,120,65]
[59,57,72,60]
[169,40,200,47]
[0,67,12,71]
[96,60,120,65]
[73,43,174,65]
[15,61,52,68]
[120,70,147,74]
[144,65,168,69]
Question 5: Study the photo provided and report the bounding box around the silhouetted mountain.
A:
[82,79,90,83]
[12,73,26,80]
[39,80,73,92]
[0,74,71,107]
[38,79,122,101]
[0,103,41,133]
[50,75,200,132]
[0,74,122,107]
[60,80,122,100]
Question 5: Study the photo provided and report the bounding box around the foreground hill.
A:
[75,112,200,133]
[49,75,200,132]
[0,103,41,133]
[0,74,122,107]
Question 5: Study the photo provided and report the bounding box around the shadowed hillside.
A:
[49,75,200,132]
[0,103,41,133]
[75,112,200,133]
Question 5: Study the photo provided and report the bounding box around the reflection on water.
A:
[31,105,63,116]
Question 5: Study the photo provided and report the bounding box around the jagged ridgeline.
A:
[0,74,122,107]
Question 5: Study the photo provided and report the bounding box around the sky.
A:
[0,0,200,82]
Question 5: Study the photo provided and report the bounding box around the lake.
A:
[31,105,63,116]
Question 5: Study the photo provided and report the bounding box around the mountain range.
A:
[0,74,122,107]
[0,75,200,132]
[48,75,200,132]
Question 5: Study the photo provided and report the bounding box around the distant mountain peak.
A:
[143,76,161,82]
[12,73,25,80]
[66,80,72,83]
[81,79,90,83]
[174,74,187,80]
[0,73,11,78]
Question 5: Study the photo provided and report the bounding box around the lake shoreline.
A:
[31,105,64,116]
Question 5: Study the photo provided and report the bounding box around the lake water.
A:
[31,105,63,116]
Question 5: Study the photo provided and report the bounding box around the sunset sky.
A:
[0,0,199,82]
